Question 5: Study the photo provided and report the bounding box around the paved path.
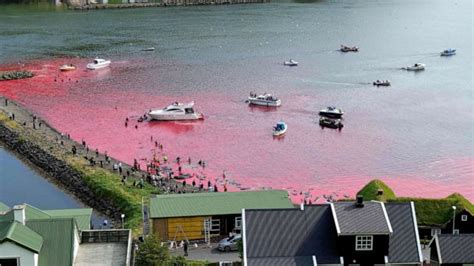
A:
[169,244,240,263]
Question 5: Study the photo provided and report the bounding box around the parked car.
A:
[217,234,241,252]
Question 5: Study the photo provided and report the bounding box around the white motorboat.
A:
[86,58,111,70]
[148,101,203,121]
[440,49,456,56]
[373,80,391,86]
[60,64,76,71]
[142,47,155,52]
[319,106,344,118]
[402,63,425,71]
[273,121,287,136]
[283,59,298,66]
[248,92,282,107]
[340,45,359,52]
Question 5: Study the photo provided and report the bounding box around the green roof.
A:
[356,179,474,226]
[44,208,92,230]
[150,190,294,218]
[0,221,43,253]
[27,219,75,266]
[0,202,10,212]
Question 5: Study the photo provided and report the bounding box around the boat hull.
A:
[248,99,282,107]
[148,113,203,121]
[319,112,343,118]
[87,61,111,70]
[273,128,287,136]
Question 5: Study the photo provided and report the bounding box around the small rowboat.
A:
[402,63,425,71]
[340,45,359,52]
[373,80,391,86]
[440,49,456,56]
[283,59,298,66]
[60,64,76,72]
[273,121,287,136]
[142,47,155,52]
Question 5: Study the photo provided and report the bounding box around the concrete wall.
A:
[0,241,37,266]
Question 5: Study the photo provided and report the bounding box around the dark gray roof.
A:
[333,201,391,235]
[385,203,422,263]
[244,205,340,265]
[247,257,313,266]
[436,234,474,263]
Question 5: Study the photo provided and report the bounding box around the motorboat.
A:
[148,101,203,121]
[319,117,343,129]
[373,80,391,86]
[340,45,359,52]
[142,47,155,52]
[283,59,298,66]
[273,121,287,136]
[440,49,456,56]
[402,63,425,71]
[319,106,344,118]
[60,64,76,71]
[247,92,282,107]
[86,58,111,70]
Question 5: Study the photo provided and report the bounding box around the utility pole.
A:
[452,206,456,234]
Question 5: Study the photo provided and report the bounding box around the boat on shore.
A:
[283,59,298,66]
[272,121,287,136]
[402,63,425,71]
[148,101,203,121]
[247,92,281,107]
[60,64,77,72]
[86,58,111,70]
[340,45,359,52]
[319,117,343,129]
[373,80,391,86]
[319,106,344,118]
[440,49,456,56]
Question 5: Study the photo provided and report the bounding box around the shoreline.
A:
[0,96,200,234]
[69,0,269,10]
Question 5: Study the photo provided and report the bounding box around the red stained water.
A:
[1,58,473,203]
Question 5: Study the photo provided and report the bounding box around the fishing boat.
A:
[148,101,204,121]
[283,59,298,66]
[59,64,76,72]
[272,121,287,136]
[402,63,425,71]
[373,80,391,86]
[319,106,344,118]
[340,45,359,52]
[247,92,281,107]
[319,117,344,129]
[142,47,155,52]
[440,49,456,56]
[86,58,111,70]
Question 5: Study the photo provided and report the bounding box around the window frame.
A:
[461,215,468,222]
[235,216,242,229]
[355,235,373,251]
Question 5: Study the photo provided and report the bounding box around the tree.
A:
[135,235,170,266]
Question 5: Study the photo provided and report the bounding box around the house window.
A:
[235,217,242,229]
[211,219,220,232]
[431,228,441,236]
[355,235,373,251]
[461,215,468,221]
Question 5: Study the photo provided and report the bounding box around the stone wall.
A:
[0,123,122,221]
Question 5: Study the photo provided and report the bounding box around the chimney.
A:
[13,205,26,225]
[356,195,364,208]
